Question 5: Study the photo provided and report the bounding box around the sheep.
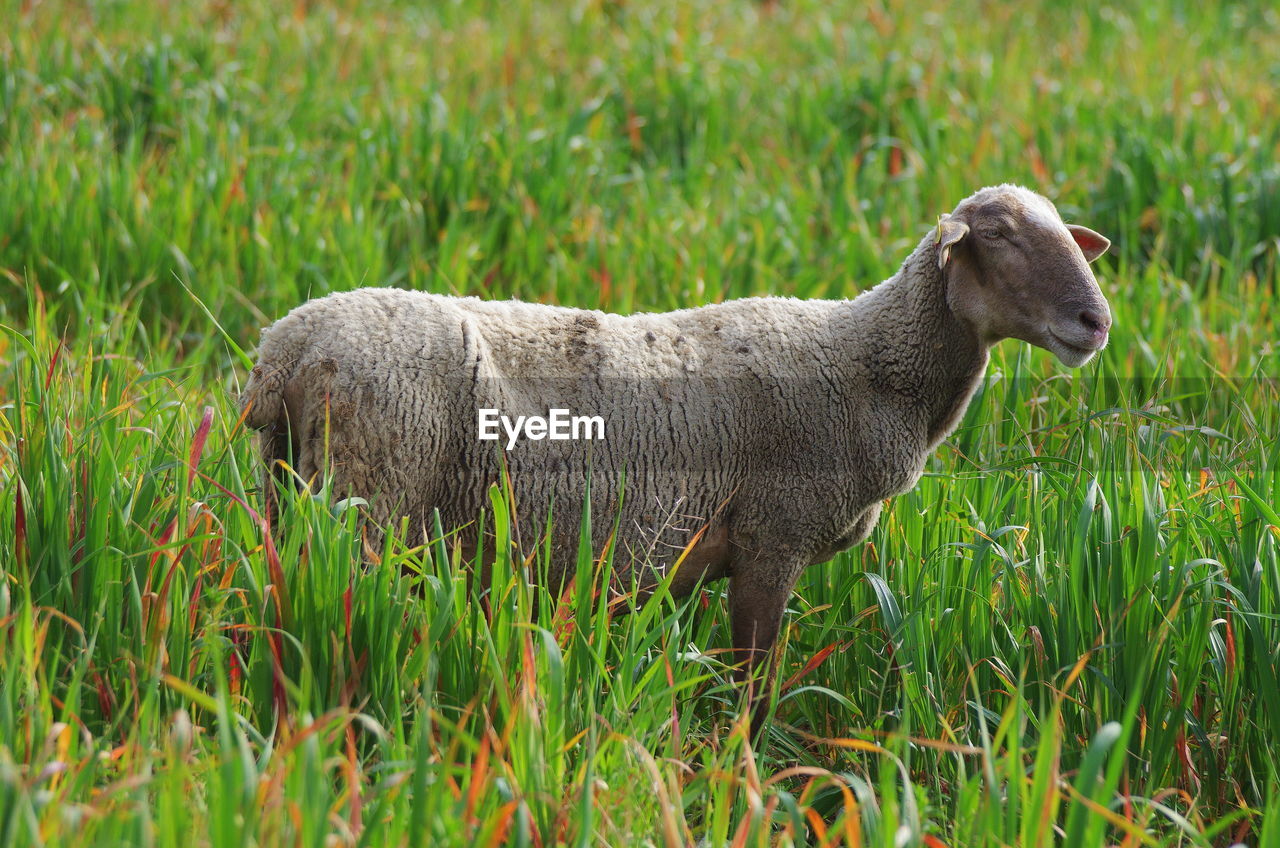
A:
[240,183,1112,728]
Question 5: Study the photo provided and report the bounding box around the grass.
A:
[1,0,1279,844]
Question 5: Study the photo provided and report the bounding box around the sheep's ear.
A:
[935,216,969,270]
[1067,224,1110,263]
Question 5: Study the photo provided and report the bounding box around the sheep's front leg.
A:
[729,560,802,738]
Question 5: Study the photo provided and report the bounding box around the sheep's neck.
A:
[847,237,989,449]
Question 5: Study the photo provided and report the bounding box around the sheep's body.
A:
[242,230,982,593]
[241,183,1112,730]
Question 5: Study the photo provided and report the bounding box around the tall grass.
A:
[1,0,1278,844]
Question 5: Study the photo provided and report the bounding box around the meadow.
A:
[1,0,1279,844]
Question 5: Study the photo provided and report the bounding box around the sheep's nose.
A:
[1079,308,1111,343]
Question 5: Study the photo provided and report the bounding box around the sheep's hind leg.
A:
[728,558,803,740]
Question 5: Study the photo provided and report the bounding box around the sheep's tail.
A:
[239,361,293,524]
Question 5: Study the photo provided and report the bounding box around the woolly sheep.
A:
[240,183,1112,726]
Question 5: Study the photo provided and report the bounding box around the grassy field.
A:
[2,0,1279,844]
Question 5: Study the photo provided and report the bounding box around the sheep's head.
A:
[937,184,1112,367]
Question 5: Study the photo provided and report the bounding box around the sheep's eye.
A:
[979,227,1002,240]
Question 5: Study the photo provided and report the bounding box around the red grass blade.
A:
[43,337,63,391]
[14,475,26,569]
[781,641,841,692]
[188,405,214,487]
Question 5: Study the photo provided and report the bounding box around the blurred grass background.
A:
[1,0,1278,844]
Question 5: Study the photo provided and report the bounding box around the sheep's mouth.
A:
[1045,328,1101,367]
